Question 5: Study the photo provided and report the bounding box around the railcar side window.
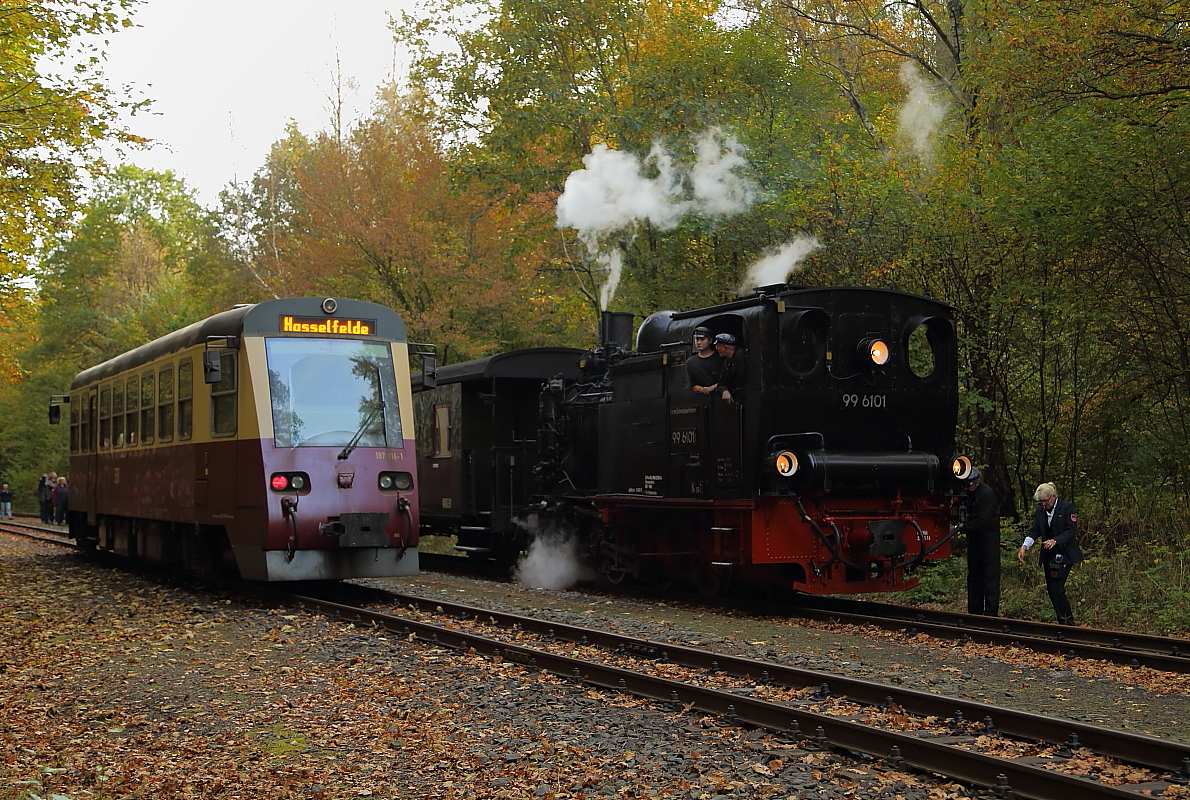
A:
[432,403,451,457]
[140,372,155,445]
[210,353,237,437]
[177,358,193,440]
[125,377,138,445]
[782,310,828,375]
[112,383,124,447]
[81,393,94,453]
[99,387,111,450]
[158,365,174,442]
[69,394,79,454]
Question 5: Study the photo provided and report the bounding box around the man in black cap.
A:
[714,333,746,403]
[686,326,722,395]
[955,467,1001,616]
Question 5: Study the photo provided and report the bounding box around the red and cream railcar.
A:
[55,298,420,581]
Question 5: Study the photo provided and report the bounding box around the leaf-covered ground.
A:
[1,536,975,799]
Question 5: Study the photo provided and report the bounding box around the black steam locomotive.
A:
[414,285,970,594]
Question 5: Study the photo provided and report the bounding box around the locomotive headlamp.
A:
[394,472,413,490]
[290,475,306,490]
[379,474,394,490]
[951,455,976,481]
[865,338,890,366]
[773,450,799,477]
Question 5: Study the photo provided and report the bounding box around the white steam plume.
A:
[897,61,950,166]
[556,128,756,309]
[512,517,597,590]
[739,235,821,293]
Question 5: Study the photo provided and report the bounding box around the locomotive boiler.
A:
[52,297,421,581]
[418,284,970,595]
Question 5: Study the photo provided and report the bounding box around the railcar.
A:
[421,284,969,595]
[51,298,420,581]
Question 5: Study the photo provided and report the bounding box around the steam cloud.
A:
[738,235,821,293]
[556,128,756,308]
[897,61,950,166]
[512,516,597,590]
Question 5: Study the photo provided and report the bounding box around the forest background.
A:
[2,0,1188,631]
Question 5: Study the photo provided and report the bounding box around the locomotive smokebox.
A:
[601,312,634,350]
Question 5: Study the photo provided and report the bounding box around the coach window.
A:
[177,358,193,440]
[125,377,138,446]
[158,365,175,442]
[210,352,237,437]
[80,393,93,453]
[140,372,155,445]
[69,393,80,454]
[99,386,112,450]
[432,403,451,457]
[112,382,125,448]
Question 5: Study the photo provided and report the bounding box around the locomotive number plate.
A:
[671,428,698,447]
[841,393,887,409]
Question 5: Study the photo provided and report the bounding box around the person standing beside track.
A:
[54,476,69,526]
[1018,482,1083,625]
[0,483,12,519]
[37,474,52,523]
[955,467,1001,616]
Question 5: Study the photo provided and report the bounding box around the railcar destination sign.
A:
[279,315,377,335]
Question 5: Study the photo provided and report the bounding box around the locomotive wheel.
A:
[694,562,732,596]
[603,560,628,585]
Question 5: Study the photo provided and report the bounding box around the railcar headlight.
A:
[951,455,976,481]
[773,450,799,477]
[864,338,890,366]
[378,471,414,491]
[290,474,306,490]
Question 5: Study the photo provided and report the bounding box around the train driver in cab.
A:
[714,333,746,404]
[687,326,723,395]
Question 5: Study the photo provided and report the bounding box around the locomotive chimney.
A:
[600,311,634,350]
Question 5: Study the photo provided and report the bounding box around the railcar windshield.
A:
[265,337,403,448]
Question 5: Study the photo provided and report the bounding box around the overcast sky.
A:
[99,0,420,206]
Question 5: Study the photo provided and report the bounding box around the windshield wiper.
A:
[338,402,383,460]
[338,366,385,461]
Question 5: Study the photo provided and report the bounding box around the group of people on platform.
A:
[36,472,69,526]
[954,470,1083,626]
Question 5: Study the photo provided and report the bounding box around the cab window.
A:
[210,353,237,437]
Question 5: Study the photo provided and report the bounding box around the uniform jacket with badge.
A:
[1028,499,1083,566]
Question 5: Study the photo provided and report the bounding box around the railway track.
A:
[785,594,1190,674]
[273,583,1190,800]
[0,518,77,548]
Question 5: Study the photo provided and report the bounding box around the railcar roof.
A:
[71,298,408,390]
[71,306,252,390]
[412,347,585,390]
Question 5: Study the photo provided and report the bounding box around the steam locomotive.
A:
[414,285,970,594]
[52,298,421,581]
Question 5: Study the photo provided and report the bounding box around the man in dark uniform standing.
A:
[956,467,1001,616]
[686,326,722,395]
[1017,482,1083,625]
[713,333,746,403]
